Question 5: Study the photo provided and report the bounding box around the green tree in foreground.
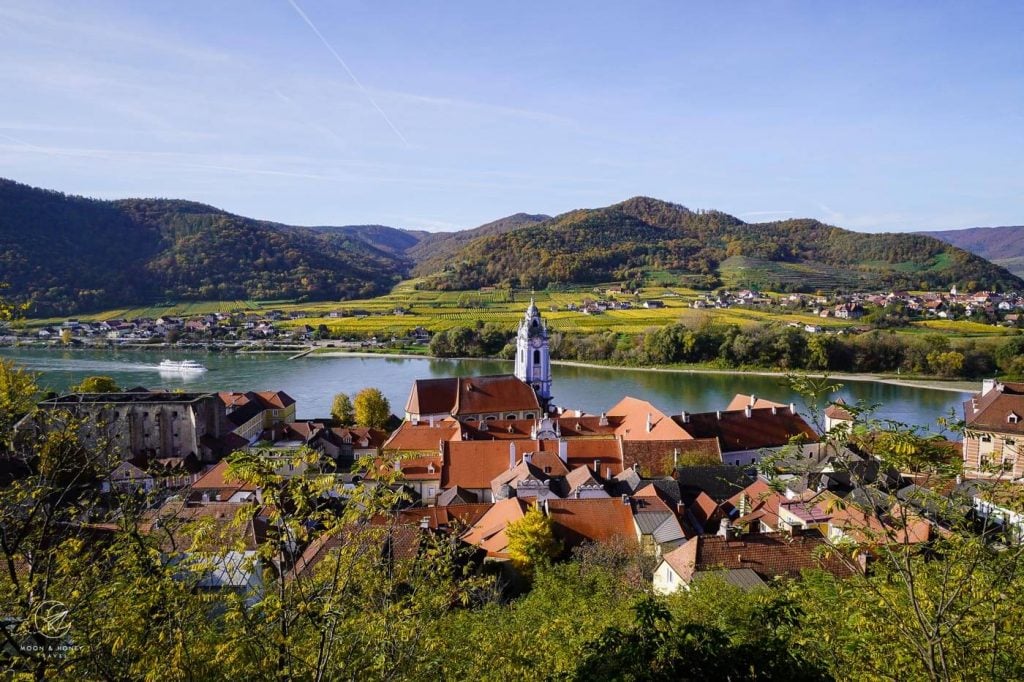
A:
[330,392,354,425]
[71,375,119,393]
[353,387,390,428]
[505,506,561,579]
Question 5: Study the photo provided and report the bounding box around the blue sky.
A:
[1,1,1022,232]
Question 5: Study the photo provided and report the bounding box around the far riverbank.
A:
[311,350,979,394]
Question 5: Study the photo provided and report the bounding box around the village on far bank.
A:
[9,301,1024,600]
[7,283,1024,353]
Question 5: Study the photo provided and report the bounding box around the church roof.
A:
[451,375,541,416]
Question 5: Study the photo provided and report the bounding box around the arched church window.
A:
[533,350,540,364]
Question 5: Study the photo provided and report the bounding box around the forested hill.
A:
[2,178,1020,315]
[0,179,411,315]
[920,225,1024,277]
[420,197,1024,293]
[407,212,550,275]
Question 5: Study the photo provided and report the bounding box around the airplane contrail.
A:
[286,0,409,147]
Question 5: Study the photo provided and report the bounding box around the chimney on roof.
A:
[576,409,583,418]
[749,394,756,407]
[646,413,653,432]
[542,498,550,515]
[524,452,532,465]
[789,403,796,414]
[744,406,752,419]
[605,466,611,479]
[621,494,630,506]
[429,415,435,427]
[593,458,600,472]
[716,411,721,420]
[680,411,689,423]
[558,438,568,463]
[509,442,516,470]
[771,406,777,415]
[598,412,608,427]
[982,378,997,396]
[676,501,685,515]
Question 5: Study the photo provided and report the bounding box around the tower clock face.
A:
[531,338,542,348]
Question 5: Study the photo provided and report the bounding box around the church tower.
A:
[515,299,552,406]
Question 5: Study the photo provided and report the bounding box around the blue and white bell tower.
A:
[515,299,552,406]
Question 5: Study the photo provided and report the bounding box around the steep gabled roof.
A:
[606,396,692,441]
[964,381,1024,435]
[461,498,529,556]
[436,486,480,506]
[725,394,787,411]
[405,378,459,416]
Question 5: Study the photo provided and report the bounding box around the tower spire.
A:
[514,299,552,408]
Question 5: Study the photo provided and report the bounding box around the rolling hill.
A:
[0,180,411,315]
[919,226,1024,277]
[1,178,1020,316]
[419,197,1024,294]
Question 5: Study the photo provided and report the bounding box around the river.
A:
[0,348,972,432]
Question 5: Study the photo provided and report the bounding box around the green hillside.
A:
[421,197,1023,293]
[0,180,409,315]
[2,178,1020,317]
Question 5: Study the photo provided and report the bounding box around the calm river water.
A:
[0,348,971,432]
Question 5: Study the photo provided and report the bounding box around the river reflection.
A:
[0,348,970,432]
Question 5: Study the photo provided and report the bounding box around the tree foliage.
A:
[505,507,561,578]
[70,376,119,393]
[330,392,355,425]
[353,387,390,428]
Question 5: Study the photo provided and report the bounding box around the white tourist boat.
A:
[158,359,207,373]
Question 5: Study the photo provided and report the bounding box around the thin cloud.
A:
[285,0,409,147]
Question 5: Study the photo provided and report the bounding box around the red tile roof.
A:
[725,394,787,411]
[964,381,1024,436]
[622,438,722,477]
[405,378,459,416]
[725,479,785,529]
[383,419,460,452]
[546,498,638,548]
[442,440,538,489]
[662,532,856,583]
[452,375,541,416]
[676,407,819,452]
[461,498,529,556]
[607,396,693,441]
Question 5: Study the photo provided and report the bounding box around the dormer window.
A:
[1010,413,1021,424]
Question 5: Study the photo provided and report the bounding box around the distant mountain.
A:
[408,213,550,276]
[419,197,1024,293]
[0,179,411,315]
[919,226,1024,277]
